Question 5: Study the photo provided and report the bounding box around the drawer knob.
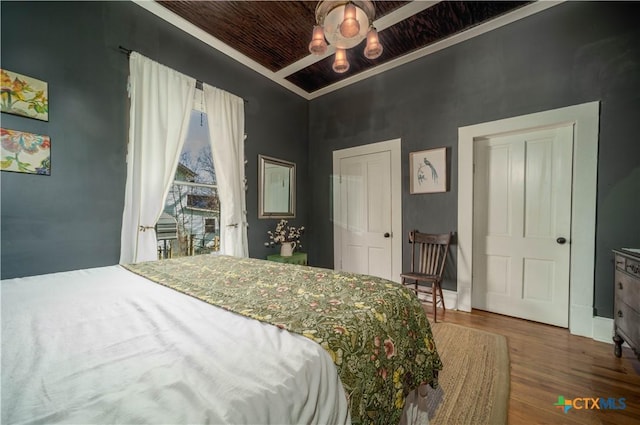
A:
[618,282,623,290]
[618,310,624,318]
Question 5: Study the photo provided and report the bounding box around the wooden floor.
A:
[423,306,640,425]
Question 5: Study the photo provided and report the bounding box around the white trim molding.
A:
[592,316,615,345]
[457,101,600,338]
[132,0,563,100]
[308,1,563,100]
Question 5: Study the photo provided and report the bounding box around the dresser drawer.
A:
[615,271,640,313]
[616,254,640,278]
[615,298,640,347]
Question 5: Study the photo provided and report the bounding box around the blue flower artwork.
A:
[1,128,51,175]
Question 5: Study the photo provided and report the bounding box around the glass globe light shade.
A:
[339,3,360,38]
[363,27,383,59]
[308,25,328,55]
[332,48,350,73]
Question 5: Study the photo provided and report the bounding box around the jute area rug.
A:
[425,322,510,425]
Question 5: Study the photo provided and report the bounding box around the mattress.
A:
[1,264,432,424]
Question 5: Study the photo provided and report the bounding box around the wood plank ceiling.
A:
[157,1,531,96]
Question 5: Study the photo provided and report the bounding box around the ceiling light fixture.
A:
[308,0,384,73]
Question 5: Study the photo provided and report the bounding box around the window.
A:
[158,108,220,258]
[187,194,219,212]
[204,218,217,234]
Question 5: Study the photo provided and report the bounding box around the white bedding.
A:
[1,265,430,425]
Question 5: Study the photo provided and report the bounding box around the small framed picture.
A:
[1,69,49,121]
[1,128,51,175]
[409,147,446,194]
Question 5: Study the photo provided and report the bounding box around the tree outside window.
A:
[159,110,220,258]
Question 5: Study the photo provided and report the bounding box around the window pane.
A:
[174,111,216,185]
[204,218,216,234]
[158,110,220,258]
[187,194,219,211]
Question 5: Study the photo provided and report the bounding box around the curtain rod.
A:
[118,46,248,103]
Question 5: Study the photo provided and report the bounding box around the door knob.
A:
[556,237,567,244]
[384,232,391,238]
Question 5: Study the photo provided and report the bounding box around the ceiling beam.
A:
[133,0,565,101]
[306,0,564,99]
[274,1,441,78]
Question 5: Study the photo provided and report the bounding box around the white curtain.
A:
[120,53,196,264]
[203,84,248,257]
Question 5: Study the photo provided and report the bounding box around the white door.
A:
[472,125,573,327]
[333,140,401,282]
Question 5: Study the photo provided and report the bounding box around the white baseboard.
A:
[592,316,614,344]
[592,316,631,348]
[570,304,594,338]
[432,290,620,345]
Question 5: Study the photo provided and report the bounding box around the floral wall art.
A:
[409,147,447,194]
[1,128,51,175]
[1,69,49,121]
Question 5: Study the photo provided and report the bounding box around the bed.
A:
[2,255,441,425]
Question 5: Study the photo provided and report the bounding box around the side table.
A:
[267,252,308,266]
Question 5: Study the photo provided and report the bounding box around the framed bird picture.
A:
[409,147,447,194]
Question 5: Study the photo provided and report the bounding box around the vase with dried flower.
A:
[266,219,305,257]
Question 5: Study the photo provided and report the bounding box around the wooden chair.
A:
[401,231,452,322]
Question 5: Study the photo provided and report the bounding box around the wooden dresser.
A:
[613,249,640,359]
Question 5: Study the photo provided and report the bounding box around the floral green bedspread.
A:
[123,255,442,425]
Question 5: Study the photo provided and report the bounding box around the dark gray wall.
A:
[2,1,639,319]
[0,1,308,279]
[308,1,640,318]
